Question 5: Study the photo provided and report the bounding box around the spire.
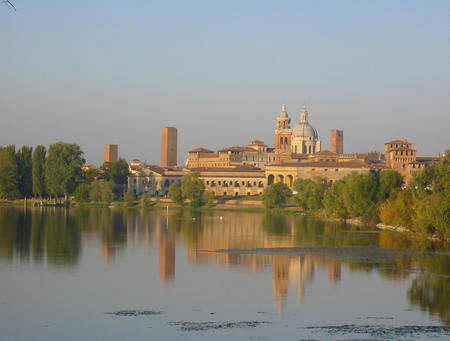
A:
[300,105,308,123]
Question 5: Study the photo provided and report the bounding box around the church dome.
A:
[292,122,318,138]
[292,105,318,138]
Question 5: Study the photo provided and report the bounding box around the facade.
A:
[185,141,275,170]
[161,127,178,167]
[128,164,188,196]
[330,129,344,154]
[104,144,118,163]
[195,166,266,196]
[266,160,371,188]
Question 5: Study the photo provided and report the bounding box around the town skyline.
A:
[1,1,449,165]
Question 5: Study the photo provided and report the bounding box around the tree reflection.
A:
[408,255,450,326]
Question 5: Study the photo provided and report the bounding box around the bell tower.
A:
[274,104,293,163]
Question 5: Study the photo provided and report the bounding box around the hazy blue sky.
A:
[1,0,449,165]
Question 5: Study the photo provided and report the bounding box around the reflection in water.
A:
[0,207,448,324]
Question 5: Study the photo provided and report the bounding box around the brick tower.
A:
[104,144,118,163]
[330,129,343,154]
[161,127,177,167]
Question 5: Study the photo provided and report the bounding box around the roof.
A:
[249,140,267,146]
[188,147,214,153]
[385,139,411,144]
[218,146,255,152]
[189,165,264,173]
[271,161,368,169]
[291,153,311,159]
[314,150,337,156]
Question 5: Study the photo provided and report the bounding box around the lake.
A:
[0,207,449,340]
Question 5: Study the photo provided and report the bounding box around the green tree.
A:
[101,158,129,184]
[377,169,404,202]
[32,145,47,198]
[323,179,349,219]
[262,182,292,209]
[74,183,90,203]
[0,146,19,199]
[16,146,33,197]
[124,190,136,207]
[293,176,330,210]
[342,172,379,218]
[45,142,85,199]
[168,180,184,205]
[182,172,205,208]
[89,180,113,203]
[410,151,450,238]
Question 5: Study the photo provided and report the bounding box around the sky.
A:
[1,0,449,166]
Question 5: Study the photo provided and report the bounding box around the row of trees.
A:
[167,172,212,208]
[261,151,449,239]
[0,142,129,201]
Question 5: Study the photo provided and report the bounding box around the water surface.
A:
[0,207,448,340]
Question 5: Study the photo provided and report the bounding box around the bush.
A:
[89,180,113,203]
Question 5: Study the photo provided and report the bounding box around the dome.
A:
[292,122,318,138]
[279,104,289,118]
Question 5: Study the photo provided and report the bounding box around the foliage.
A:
[341,172,379,218]
[45,142,85,198]
[262,182,292,209]
[379,188,417,228]
[204,191,215,208]
[82,167,100,184]
[0,146,19,199]
[101,158,129,184]
[181,172,205,208]
[168,180,184,205]
[410,152,450,238]
[293,176,330,210]
[124,190,136,207]
[140,193,153,208]
[89,180,114,203]
[377,169,404,202]
[16,146,33,197]
[323,179,350,219]
[32,145,47,197]
[74,183,90,203]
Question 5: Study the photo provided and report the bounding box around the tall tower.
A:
[104,144,118,163]
[274,105,293,164]
[330,129,344,154]
[161,127,177,167]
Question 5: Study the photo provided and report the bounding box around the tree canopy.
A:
[45,142,85,198]
[262,182,292,208]
[181,172,205,208]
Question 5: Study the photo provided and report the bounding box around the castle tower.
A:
[104,144,118,163]
[330,129,344,154]
[161,127,177,167]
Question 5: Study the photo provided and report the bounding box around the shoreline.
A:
[1,199,448,244]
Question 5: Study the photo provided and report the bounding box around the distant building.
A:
[161,127,178,167]
[384,138,441,184]
[104,144,118,163]
[330,129,344,154]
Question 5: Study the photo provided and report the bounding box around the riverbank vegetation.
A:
[260,151,449,240]
[0,143,129,204]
